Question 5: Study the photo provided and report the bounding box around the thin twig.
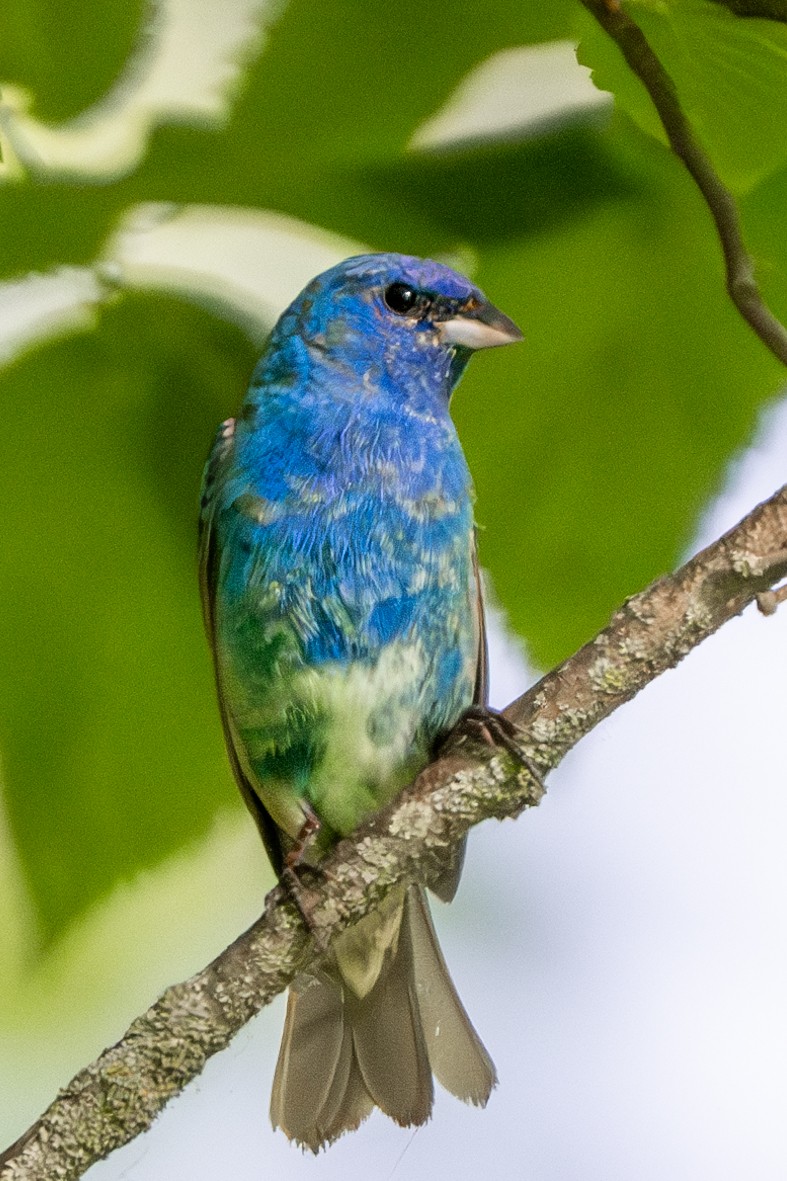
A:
[581,0,787,367]
[3,483,787,1181]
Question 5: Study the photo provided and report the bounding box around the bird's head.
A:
[270,253,522,402]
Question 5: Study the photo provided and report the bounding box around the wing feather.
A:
[198,417,286,875]
[429,528,486,904]
[471,530,488,708]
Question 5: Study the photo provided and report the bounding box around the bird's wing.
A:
[198,418,235,649]
[472,529,489,709]
[429,528,487,904]
[198,417,286,875]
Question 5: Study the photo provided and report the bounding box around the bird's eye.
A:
[384,283,430,316]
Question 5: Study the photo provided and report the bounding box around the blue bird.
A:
[199,253,522,1150]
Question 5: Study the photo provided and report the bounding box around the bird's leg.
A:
[281,804,328,945]
[284,805,321,872]
[441,704,546,795]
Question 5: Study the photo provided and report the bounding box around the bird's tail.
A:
[270,883,496,1152]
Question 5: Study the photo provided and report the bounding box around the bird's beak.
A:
[438,301,523,350]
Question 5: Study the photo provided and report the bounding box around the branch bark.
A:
[581,0,787,368]
[2,484,787,1180]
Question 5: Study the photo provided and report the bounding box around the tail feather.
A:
[270,884,495,1151]
[320,1050,375,1145]
[407,886,497,1104]
[347,899,433,1125]
[316,1018,374,1142]
[269,969,346,1134]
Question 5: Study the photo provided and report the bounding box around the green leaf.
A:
[741,156,787,327]
[579,0,787,193]
[0,296,257,938]
[576,6,668,147]
[227,0,576,167]
[0,0,147,122]
[445,119,783,663]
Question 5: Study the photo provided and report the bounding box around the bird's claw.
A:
[441,705,546,794]
[281,864,329,951]
[281,806,329,950]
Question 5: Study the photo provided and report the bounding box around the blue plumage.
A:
[199,252,521,1150]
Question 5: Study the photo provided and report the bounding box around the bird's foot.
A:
[284,806,321,871]
[281,865,328,949]
[281,807,329,950]
[442,705,546,795]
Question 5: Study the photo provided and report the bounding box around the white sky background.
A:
[85,398,787,1180]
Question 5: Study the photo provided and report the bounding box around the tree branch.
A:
[580,0,787,368]
[2,484,787,1180]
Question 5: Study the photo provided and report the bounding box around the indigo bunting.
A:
[199,253,522,1150]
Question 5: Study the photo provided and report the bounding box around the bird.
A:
[198,252,522,1151]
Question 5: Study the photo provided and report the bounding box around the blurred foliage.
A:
[0,0,146,121]
[0,0,785,1082]
[0,298,254,934]
[580,0,787,192]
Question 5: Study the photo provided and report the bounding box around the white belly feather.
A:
[297,639,432,836]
